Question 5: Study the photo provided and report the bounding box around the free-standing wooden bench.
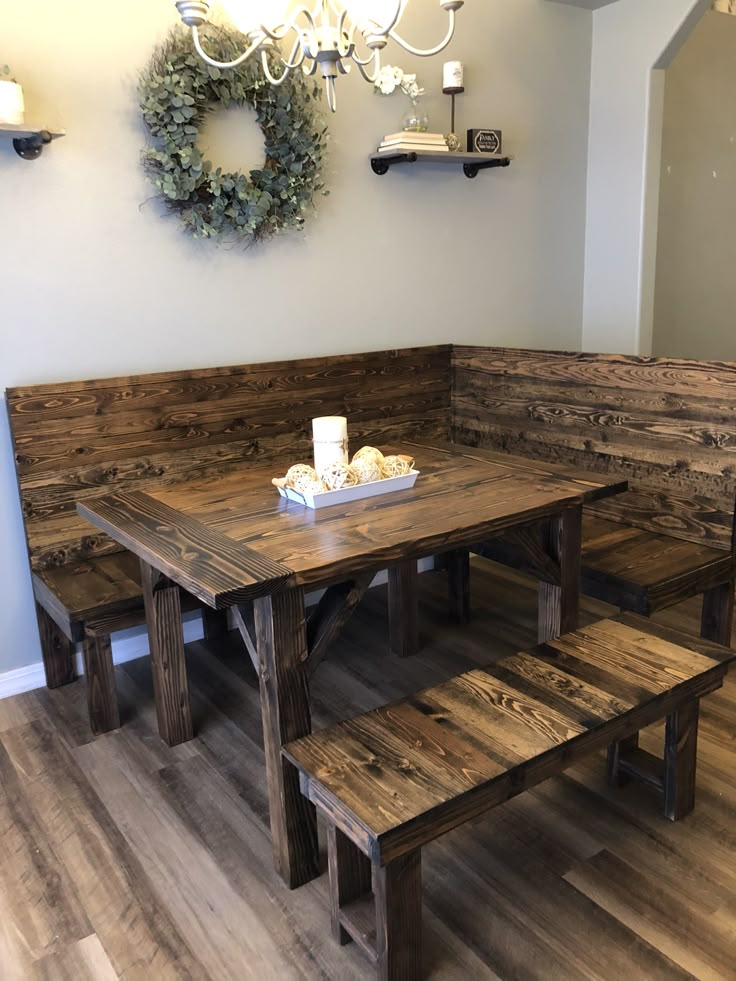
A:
[452,347,736,644]
[285,614,735,980]
[5,345,450,735]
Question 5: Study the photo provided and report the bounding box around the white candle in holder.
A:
[443,61,464,92]
[312,416,348,474]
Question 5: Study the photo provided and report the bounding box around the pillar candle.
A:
[443,61,464,92]
[312,416,348,473]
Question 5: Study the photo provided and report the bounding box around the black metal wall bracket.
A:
[13,130,52,160]
[370,150,512,179]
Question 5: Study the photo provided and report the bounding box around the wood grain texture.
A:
[1,560,735,980]
[452,345,736,549]
[254,587,319,888]
[81,631,120,735]
[307,574,374,674]
[285,614,735,867]
[537,506,582,643]
[445,548,471,624]
[700,580,735,645]
[140,561,193,747]
[79,491,293,609]
[35,603,76,688]
[373,849,423,981]
[327,823,372,946]
[388,561,420,658]
[7,345,451,571]
[663,700,699,822]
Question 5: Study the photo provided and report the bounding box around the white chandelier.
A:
[174,1,465,112]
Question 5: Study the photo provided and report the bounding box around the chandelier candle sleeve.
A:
[312,416,349,473]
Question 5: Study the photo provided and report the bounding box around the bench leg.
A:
[538,505,582,643]
[140,561,194,748]
[664,699,699,822]
[606,732,639,787]
[82,631,120,735]
[327,824,372,945]
[445,548,471,624]
[700,581,734,646]
[374,850,423,981]
[35,603,76,689]
[388,560,420,658]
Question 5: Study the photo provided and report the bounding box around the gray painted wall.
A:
[0,0,593,676]
[652,10,736,359]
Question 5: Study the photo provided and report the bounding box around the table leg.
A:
[388,560,420,657]
[254,587,319,888]
[140,560,193,747]
[538,505,582,643]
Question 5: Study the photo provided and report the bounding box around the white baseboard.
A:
[0,558,437,701]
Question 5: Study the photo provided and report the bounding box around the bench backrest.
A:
[6,345,451,570]
[452,346,736,551]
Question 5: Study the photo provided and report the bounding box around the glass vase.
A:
[402,98,429,134]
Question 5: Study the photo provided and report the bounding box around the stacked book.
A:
[376,132,449,154]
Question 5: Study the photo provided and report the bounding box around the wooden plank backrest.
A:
[7,345,451,570]
[452,346,736,551]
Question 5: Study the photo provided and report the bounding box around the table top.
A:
[78,441,627,609]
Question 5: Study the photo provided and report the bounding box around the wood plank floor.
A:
[2,561,735,980]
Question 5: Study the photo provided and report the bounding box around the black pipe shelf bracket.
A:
[370,150,512,179]
[0,123,66,160]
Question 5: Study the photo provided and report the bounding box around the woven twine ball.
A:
[320,462,359,491]
[298,477,328,495]
[381,455,414,479]
[285,463,320,492]
[352,445,384,468]
[350,456,383,484]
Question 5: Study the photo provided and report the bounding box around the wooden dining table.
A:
[78,440,626,888]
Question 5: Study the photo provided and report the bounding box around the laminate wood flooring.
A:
[2,561,735,980]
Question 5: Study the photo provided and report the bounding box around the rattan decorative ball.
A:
[320,462,358,490]
[350,456,382,484]
[381,455,414,478]
[352,445,384,468]
[285,463,320,492]
[298,477,328,495]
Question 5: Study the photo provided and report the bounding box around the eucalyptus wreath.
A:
[139,27,328,242]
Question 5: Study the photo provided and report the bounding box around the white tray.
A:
[277,470,419,509]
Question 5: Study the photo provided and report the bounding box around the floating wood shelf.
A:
[0,122,65,160]
[370,150,512,179]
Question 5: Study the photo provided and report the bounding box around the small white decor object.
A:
[442,61,464,93]
[382,454,414,478]
[353,445,385,467]
[312,416,348,474]
[277,469,420,509]
[351,456,383,484]
[0,67,24,125]
[271,463,327,494]
[320,462,358,491]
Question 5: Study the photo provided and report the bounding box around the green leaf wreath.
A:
[139,27,328,243]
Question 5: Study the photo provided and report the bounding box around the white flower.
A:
[374,64,424,101]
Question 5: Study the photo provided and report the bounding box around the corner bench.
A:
[452,347,736,644]
[284,614,735,980]
[5,345,450,734]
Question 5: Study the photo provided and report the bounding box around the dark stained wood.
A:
[140,561,193,747]
[307,574,374,674]
[286,614,735,867]
[606,732,640,787]
[445,548,470,624]
[81,631,120,735]
[78,492,293,609]
[327,823,373,945]
[663,699,699,822]
[201,607,229,641]
[7,345,451,571]
[35,602,76,689]
[700,580,735,645]
[538,505,582,643]
[232,603,258,672]
[2,560,736,979]
[451,345,736,549]
[388,562,420,658]
[373,848,423,981]
[254,587,318,888]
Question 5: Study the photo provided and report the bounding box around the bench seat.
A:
[581,514,734,626]
[284,615,735,980]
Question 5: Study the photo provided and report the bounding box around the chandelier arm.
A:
[278,34,307,71]
[192,26,265,69]
[260,49,293,86]
[260,6,316,42]
[389,11,457,58]
[354,49,382,84]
